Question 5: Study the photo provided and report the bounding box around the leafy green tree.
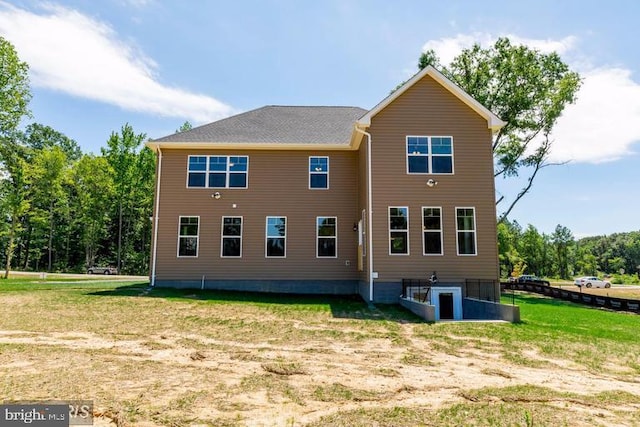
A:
[552,225,574,279]
[608,256,626,273]
[575,250,598,276]
[497,220,523,277]
[22,123,82,162]
[176,121,193,133]
[101,124,148,274]
[127,146,156,273]
[0,37,31,278]
[70,155,114,268]
[0,37,31,135]
[417,38,581,221]
[26,147,69,272]
[0,140,30,278]
[518,225,547,276]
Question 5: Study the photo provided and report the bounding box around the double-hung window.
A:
[317,217,337,258]
[456,207,477,255]
[266,216,286,257]
[221,217,242,257]
[177,216,199,257]
[406,136,453,174]
[422,207,443,255]
[309,156,329,189]
[389,207,409,255]
[187,155,248,188]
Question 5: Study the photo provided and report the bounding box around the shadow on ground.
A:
[89,283,422,323]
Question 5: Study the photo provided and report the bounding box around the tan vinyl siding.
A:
[368,74,499,282]
[154,149,359,281]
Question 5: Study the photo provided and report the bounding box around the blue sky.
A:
[1,0,639,238]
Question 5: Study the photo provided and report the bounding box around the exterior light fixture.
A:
[426,179,438,187]
[212,192,221,199]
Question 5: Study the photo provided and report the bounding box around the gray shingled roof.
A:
[153,105,368,145]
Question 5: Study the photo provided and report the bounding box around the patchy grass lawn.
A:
[1,279,639,426]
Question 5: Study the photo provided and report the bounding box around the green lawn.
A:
[1,279,639,426]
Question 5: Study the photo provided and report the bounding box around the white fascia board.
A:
[145,141,356,152]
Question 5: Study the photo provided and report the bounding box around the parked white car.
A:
[574,276,611,288]
[87,266,117,275]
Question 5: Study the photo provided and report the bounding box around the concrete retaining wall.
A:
[399,298,436,321]
[463,297,520,322]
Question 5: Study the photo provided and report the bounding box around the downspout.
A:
[150,146,163,287]
[354,125,374,302]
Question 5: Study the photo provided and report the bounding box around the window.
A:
[317,217,337,257]
[266,216,286,257]
[178,216,199,257]
[187,155,248,188]
[187,156,207,187]
[406,136,453,174]
[422,207,443,255]
[389,207,409,255]
[309,156,329,189]
[221,217,242,257]
[456,207,477,255]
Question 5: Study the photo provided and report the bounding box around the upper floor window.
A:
[389,207,409,255]
[422,207,443,255]
[406,136,453,174]
[456,207,477,256]
[317,217,337,258]
[266,216,286,257]
[309,156,329,189]
[177,216,199,257]
[187,155,248,188]
[221,217,242,257]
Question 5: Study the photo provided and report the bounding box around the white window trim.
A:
[309,156,329,190]
[455,207,477,256]
[316,216,338,258]
[186,155,249,189]
[186,155,207,188]
[405,135,455,175]
[422,206,444,256]
[265,216,287,258]
[221,216,243,258]
[177,215,199,258]
[388,206,410,256]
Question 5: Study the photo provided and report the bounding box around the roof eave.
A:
[145,141,356,152]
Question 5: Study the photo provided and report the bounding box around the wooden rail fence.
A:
[502,282,640,314]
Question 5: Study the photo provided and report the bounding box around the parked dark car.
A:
[87,266,117,275]
[516,275,550,286]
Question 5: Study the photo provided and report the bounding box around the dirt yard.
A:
[0,281,639,426]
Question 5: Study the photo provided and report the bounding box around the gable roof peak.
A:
[357,65,505,132]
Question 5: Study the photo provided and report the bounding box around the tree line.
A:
[1,123,155,276]
[499,221,640,283]
[0,36,156,276]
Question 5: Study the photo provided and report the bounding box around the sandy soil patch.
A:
[1,324,638,426]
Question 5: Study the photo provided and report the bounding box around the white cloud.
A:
[422,32,577,65]
[421,33,640,164]
[548,67,640,163]
[0,2,234,123]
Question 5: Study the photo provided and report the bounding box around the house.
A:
[146,66,517,321]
